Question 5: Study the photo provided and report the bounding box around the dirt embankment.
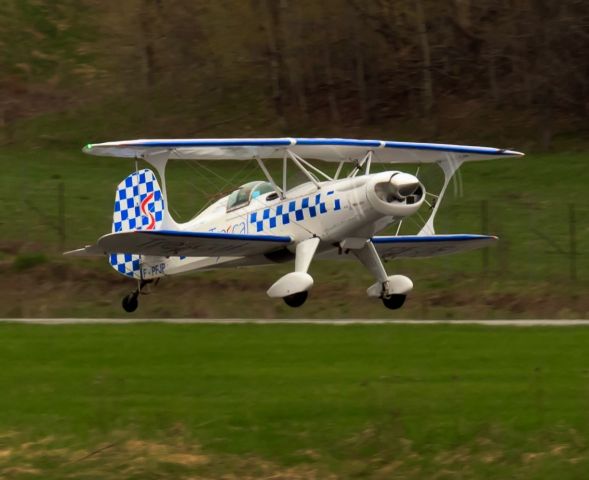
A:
[1,252,586,319]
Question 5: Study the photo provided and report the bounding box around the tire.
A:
[122,293,139,313]
[283,291,308,308]
[382,294,406,310]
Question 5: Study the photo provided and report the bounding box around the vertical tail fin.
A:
[112,169,164,233]
[109,169,165,278]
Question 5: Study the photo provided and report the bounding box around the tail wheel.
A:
[382,294,406,310]
[122,292,139,313]
[283,291,308,308]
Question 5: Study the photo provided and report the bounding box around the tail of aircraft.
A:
[109,169,165,278]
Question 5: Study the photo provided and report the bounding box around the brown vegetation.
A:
[0,429,587,479]
[1,254,586,319]
[1,0,588,145]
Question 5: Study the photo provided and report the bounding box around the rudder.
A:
[109,169,165,278]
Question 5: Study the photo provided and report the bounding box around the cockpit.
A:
[226,181,275,212]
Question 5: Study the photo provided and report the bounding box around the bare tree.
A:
[415,0,433,117]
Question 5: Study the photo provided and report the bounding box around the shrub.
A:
[13,253,48,271]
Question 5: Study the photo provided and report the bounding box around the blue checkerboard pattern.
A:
[109,169,165,278]
[112,169,164,233]
[109,253,141,277]
[249,190,341,232]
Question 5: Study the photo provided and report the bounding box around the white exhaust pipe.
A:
[390,172,421,198]
[365,171,425,216]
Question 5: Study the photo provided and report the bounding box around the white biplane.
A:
[65,138,523,312]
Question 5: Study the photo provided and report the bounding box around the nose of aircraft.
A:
[390,172,421,198]
[366,170,426,215]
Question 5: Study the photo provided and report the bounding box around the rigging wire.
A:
[166,156,322,237]
[395,220,403,236]
[163,162,220,222]
[194,160,232,185]
[406,213,427,232]
[194,160,261,218]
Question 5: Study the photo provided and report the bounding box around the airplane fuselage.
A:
[150,170,424,278]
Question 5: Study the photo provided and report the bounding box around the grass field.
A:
[0,322,588,478]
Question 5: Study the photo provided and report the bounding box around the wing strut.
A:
[334,161,345,179]
[349,151,373,178]
[287,150,321,189]
[418,155,464,236]
[282,151,288,194]
[255,156,283,199]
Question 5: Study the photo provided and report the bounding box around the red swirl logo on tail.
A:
[140,193,156,230]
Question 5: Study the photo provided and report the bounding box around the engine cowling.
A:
[365,171,425,216]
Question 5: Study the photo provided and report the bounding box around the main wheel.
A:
[283,291,308,308]
[122,292,139,313]
[382,294,406,310]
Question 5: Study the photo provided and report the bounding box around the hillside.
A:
[1,0,589,150]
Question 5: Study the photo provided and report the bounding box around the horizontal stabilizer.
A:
[66,230,292,258]
[372,234,497,259]
[63,244,108,257]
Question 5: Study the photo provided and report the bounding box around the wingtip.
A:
[501,149,525,157]
[478,234,499,241]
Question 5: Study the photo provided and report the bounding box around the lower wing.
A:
[65,231,494,262]
[64,230,292,257]
[316,234,497,261]
[372,234,497,259]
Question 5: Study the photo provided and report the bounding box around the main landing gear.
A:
[382,294,406,310]
[121,279,156,313]
[267,237,412,310]
[352,240,413,311]
[283,291,308,308]
[267,237,320,309]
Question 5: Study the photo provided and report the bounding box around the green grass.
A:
[0,323,588,478]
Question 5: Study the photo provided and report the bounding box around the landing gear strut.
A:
[121,279,155,313]
[352,241,413,310]
[267,237,319,308]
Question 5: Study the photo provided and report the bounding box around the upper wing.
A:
[83,138,523,163]
[372,234,497,259]
[64,230,292,258]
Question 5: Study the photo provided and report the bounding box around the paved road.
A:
[0,318,588,326]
